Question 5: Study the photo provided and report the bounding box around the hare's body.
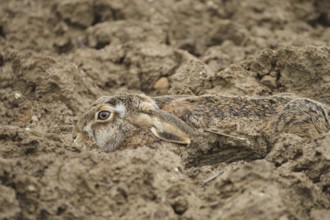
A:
[156,95,291,135]
[73,94,330,152]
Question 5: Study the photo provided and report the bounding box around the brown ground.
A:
[1,0,330,219]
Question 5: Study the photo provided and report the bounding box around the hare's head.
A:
[72,94,194,151]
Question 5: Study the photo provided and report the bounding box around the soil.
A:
[1,0,330,219]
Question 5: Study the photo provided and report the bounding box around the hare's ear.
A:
[129,110,194,145]
[150,110,193,144]
[150,122,191,145]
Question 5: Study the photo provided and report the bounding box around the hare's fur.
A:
[73,94,330,151]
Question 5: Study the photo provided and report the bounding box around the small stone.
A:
[67,110,73,116]
[261,75,277,88]
[171,197,188,215]
[153,77,169,90]
[14,92,22,99]
[27,185,36,192]
[31,115,38,122]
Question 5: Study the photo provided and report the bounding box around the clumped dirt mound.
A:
[1,0,330,219]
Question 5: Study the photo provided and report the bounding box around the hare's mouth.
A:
[73,132,89,146]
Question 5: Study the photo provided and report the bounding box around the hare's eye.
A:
[97,111,111,120]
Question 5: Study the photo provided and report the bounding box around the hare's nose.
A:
[72,135,77,142]
[72,127,79,143]
[72,133,85,146]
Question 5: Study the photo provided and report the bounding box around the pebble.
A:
[261,75,277,88]
[27,185,37,192]
[14,92,22,99]
[31,115,38,122]
[153,77,169,90]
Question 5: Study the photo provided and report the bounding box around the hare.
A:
[72,94,330,154]
[72,94,195,152]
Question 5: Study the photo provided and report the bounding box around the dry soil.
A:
[1,0,330,219]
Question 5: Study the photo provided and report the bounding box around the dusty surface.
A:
[1,0,330,219]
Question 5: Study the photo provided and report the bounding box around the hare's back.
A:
[158,95,292,131]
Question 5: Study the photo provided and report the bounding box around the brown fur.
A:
[73,94,330,152]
